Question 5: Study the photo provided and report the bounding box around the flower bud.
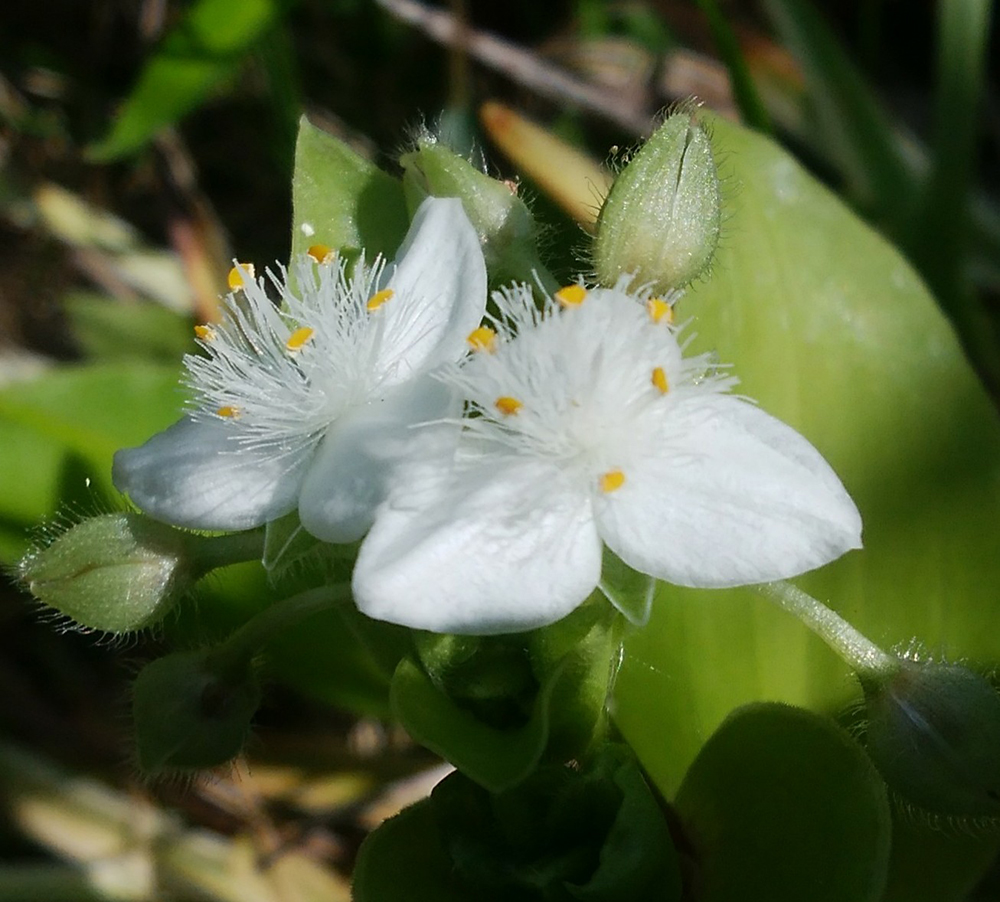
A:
[132,648,261,774]
[593,112,720,292]
[862,660,1000,817]
[16,513,197,633]
[400,135,548,286]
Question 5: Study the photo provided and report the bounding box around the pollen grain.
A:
[367,288,394,311]
[286,327,315,352]
[651,367,669,394]
[467,326,497,352]
[599,469,626,493]
[307,244,335,264]
[647,297,674,324]
[555,284,587,307]
[216,406,241,419]
[495,396,523,416]
[227,263,255,290]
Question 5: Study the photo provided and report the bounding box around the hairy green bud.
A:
[132,649,261,774]
[593,112,720,292]
[400,135,551,288]
[16,513,263,633]
[862,660,1000,817]
[17,513,195,633]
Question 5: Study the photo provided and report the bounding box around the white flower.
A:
[113,197,487,543]
[352,280,863,634]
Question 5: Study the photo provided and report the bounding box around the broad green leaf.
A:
[64,292,194,363]
[391,655,565,792]
[611,117,1000,888]
[674,704,891,902]
[0,363,181,562]
[883,815,1000,902]
[695,0,771,132]
[904,0,998,379]
[0,363,182,467]
[0,420,65,562]
[353,800,470,902]
[761,0,913,228]
[88,0,279,160]
[290,116,408,261]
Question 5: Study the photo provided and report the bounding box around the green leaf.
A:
[695,0,771,132]
[64,292,194,363]
[291,116,409,261]
[0,363,182,466]
[88,0,280,160]
[0,363,181,562]
[761,0,913,227]
[611,117,1000,889]
[674,704,891,902]
[903,0,998,376]
[390,655,561,792]
[353,800,470,902]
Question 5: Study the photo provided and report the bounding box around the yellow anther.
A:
[467,326,497,352]
[599,469,626,493]
[555,284,587,307]
[194,324,216,341]
[651,366,669,394]
[307,244,336,264]
[285,327,315,352]
[495,396,523,416]
[646,297,674,324]
[227,263,255,290]
[216,406,241,419]
[367,288,394,311]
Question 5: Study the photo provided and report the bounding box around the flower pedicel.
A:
[113,197,487,544]
[352,280,863,634]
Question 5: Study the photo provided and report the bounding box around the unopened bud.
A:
[593,112,720,292]
[132,649,261,774]
[400,135,548,286]
[862,660,1000,817]
[16,513,195,633]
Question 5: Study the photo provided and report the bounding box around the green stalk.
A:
[757,581,898,681]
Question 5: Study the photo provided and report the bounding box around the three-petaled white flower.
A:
[113,197,487,543]
[352,280,863,634]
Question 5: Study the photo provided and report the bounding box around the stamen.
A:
[285,327,315,353]
[227,263,255,290]
[495,396,523,416]
[467,326,497,352]
[307,244,335,264]
[651,366,669,393]
[194,325,216,341]
[555,284,587,308]
[599,469,626,493]
[367,288,394,311]
[647,297,674,324]
[216,406,241,419]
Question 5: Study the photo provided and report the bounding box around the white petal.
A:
[595,395,863,588]
[375,197,487,382]
[297,375,458,544]
[112,417,310,530]
[353,458,603,635]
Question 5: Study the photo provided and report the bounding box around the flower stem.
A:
[211,583,353,673]
[186,529,266,574]
[757,581,899,680]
